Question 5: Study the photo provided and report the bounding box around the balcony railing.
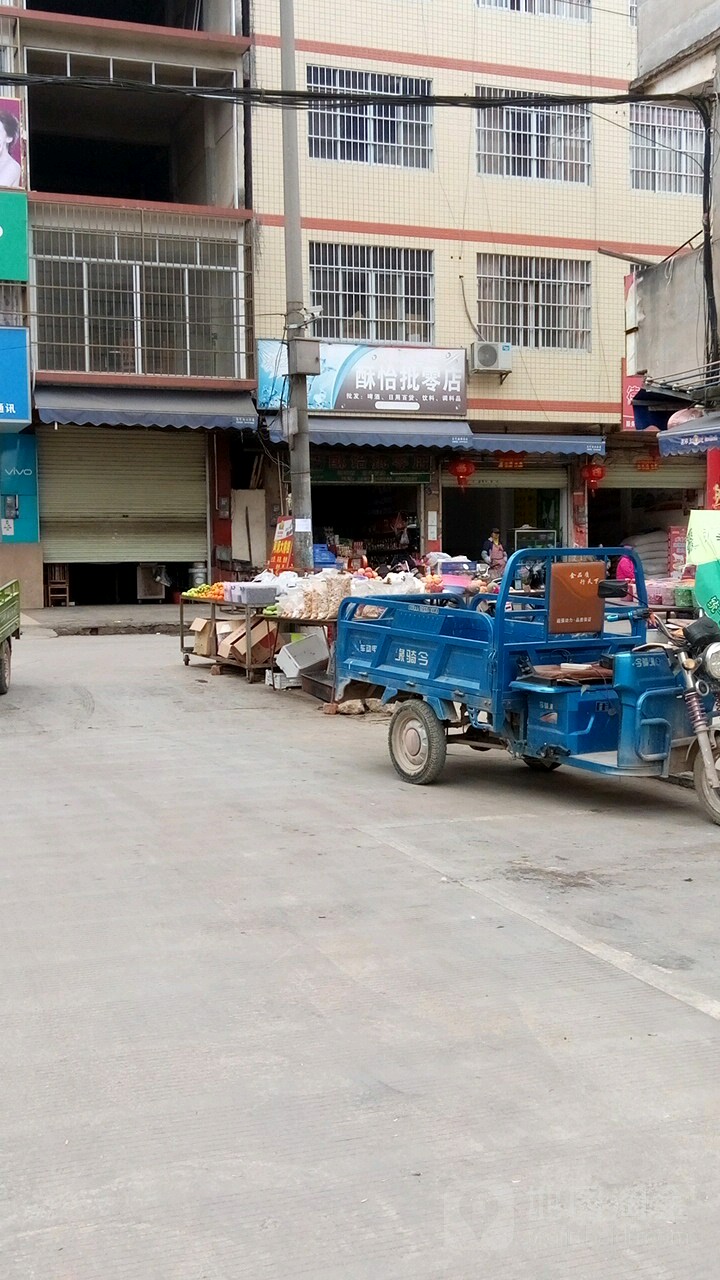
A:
[30,198,253,383]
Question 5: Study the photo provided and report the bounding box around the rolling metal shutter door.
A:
[442,466,567,489]
[603,456,705,490]
[37,426,207,563]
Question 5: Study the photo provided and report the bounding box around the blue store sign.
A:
[257,339,467,416]
[0,327,30,431]
[0,432,38,543]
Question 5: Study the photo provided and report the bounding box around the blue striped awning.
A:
[268,416,604,455]
[35,387,258,431]
[462,433,605,456]
[659,416,720,455]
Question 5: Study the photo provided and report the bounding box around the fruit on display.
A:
[424,574,445,592]
[185,582,225,601]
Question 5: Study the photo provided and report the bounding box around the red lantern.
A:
[496,451,526,471]
[448,458,476,490]
[580,461,606,495]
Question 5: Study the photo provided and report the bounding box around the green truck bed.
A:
[0,579,19,644]
[0,579,20,694]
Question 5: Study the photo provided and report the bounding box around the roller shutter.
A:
[37,426,207,563]
[603,455,705,490]
[443,464,568,489]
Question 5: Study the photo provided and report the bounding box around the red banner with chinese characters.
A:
[706,451,720,512]
[622,360,644,431]
[268,517,294,573]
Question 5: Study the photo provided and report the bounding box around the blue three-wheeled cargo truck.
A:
[335,548,720,827]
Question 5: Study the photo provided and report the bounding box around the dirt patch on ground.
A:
[503,862,611,890]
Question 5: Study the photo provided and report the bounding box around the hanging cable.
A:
[695,99,720,372]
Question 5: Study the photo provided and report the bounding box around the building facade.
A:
[631,0,719,385]
[250,0,705,559]
[0,0,257,607]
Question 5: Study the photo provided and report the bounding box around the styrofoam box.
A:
[265,670,301,690]
[276,631,329,678]
[235,582,278,606]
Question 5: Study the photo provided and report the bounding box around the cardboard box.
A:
[190,617,217,658]
[217,626,247,661]
[230,618,278,664]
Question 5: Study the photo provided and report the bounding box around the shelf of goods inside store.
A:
[624,527,696,612]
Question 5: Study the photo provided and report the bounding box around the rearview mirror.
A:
[598,580,629,600]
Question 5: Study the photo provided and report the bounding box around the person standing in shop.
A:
[482,527,508,580]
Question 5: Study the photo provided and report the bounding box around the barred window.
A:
[477,254,592,350]
[34,223,243,377]
[310,243,434,343]
[477,88,591,183]
[630,104,703,195]
[307,66,432,169]
[477,0,591,21]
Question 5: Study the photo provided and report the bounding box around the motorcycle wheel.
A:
[694,746,720,826]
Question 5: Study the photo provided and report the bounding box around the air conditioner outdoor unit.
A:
[470,341,513,374]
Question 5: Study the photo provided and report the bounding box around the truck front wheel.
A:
[0,638,11,695]
[389,700,447,785]
[694,744,720,827]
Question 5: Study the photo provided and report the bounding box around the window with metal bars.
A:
[477,254,592,350]
[307,66,432,169]
[310,243,434,343]
[476,88,591,183]
[629,104,704,195]
[33,223,244,377]
[477,0,591,20]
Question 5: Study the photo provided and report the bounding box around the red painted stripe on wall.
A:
[256,214,679,259]
[253,32,628,91]
[468,398,621,413]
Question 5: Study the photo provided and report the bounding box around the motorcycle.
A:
[644,614,720,825]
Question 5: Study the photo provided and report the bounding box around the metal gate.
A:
[37,425,208,563]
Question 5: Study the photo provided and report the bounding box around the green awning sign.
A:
[0,191,28,282]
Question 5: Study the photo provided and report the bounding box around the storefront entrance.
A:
[37,425,208,604]
[312,484,422,564]
[587,453,705,547]
[441,463,568,560]
[310,449,429,565]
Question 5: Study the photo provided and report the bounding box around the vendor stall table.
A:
[179,594,277,682]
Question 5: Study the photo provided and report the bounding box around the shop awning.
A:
[268,417,604,455]
[659,416,720,455]
[34,387,258,431]
[462,433,605,456]
[268,416,476,448]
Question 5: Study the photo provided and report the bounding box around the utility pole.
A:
[279,0,315,574]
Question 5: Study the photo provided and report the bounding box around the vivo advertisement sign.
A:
[257,340,467,416]
[0,431,38,543]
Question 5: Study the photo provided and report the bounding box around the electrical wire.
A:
[0,66,710,113]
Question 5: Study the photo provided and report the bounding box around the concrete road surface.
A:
[1,632,720,1279]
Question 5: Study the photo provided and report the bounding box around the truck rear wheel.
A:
[389,700,447,785]
[0,639,11,695]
